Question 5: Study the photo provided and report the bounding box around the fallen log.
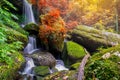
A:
[77,48,90,80]
[67,25,120,52]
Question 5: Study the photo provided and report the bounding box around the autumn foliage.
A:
[39,9,66,51]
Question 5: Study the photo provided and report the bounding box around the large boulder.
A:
[62,41,86,65]
[67,41,86,60]
[67,25,120,52]
[28,51,56,68]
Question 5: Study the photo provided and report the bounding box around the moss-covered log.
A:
[67,25,120,52]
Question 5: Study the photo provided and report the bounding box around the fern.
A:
[0,0,16,10]
[0,1,28,35]
[0,27,7,43]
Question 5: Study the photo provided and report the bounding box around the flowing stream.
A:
[22,36,37,80]
[21,0,68,80]
[21,0,37,79]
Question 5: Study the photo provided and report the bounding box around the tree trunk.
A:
[77,49,90,80]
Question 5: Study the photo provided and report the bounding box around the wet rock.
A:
[28,51,56,68]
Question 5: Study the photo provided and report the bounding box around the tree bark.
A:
[77,48,90,80]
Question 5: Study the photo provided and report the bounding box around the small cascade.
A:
[24,36,37,54]
[23,0,35,25]
[23,57,35,75]
[22,57,35,80]
[21,36,37,80]
[55,60,68,71]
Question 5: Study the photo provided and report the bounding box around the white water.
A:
[22,57,35,80]
[23,0,35,25]
[55,60,68,71]
[22,36,37,80]
[24,36,37,54]
[22,36,37,79]
[23,57,35,74]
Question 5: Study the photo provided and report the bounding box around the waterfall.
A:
[23,0,35,25]
[22,57,35,80]
[22,36,37,80]
[23,57,35,75]
[24,36,38,54]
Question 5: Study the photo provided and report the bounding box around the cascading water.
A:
[55,60,68,71]
[21,0,37,79]
[24,36,37,54]
[21,36,37,80]
[22,57,35,80]
[23,0,35,25]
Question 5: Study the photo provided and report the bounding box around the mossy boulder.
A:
[34,66,50,76]
[44,70,77,80]
[24,23,39,34]
[67,41,86,61]
[67,25,120,52]
[27,51,56,68]
[62,41,86,66]
[85,45,120,80]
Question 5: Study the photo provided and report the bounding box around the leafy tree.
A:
[39,9,66,51]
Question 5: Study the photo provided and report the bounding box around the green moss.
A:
[76,25,100,34]
[24,23,39,32]
[67,41,86,59]
[70,62,80,70]
[85,45,120,80]
[90,44,120,62]
[71,25,120,52]
[85,60,120,80]
[34,66,50,76]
